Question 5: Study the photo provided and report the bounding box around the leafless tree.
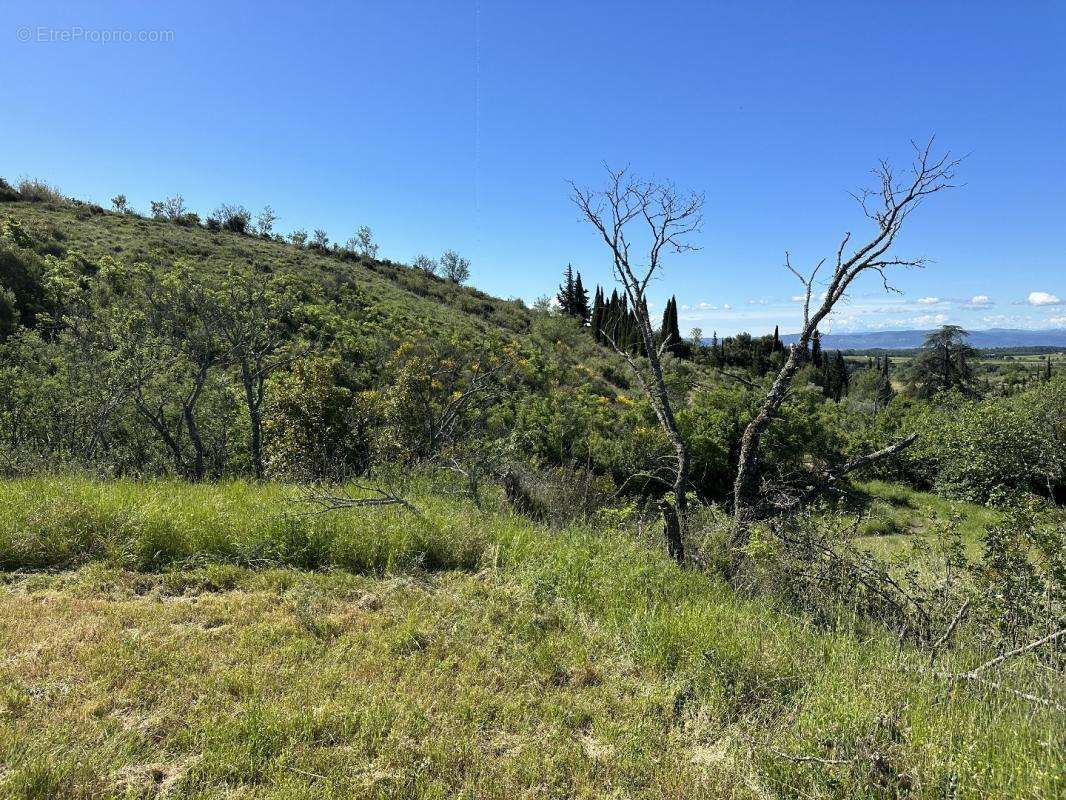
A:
[731,140,961,566]
[571,166,703,562]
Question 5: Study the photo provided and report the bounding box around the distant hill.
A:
[777,328,1066,351]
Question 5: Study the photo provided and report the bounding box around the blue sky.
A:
[2,1,1063,335]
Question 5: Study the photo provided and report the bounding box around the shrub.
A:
[210,204,251,234]
[264,357,370,481]
[15,179,67,205]
[0,178,18,202]
[440,250,470,284]
[150,196,186,221]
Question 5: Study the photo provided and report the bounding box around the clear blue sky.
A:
[2,1,1063,335]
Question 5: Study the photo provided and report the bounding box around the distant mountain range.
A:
[776,328,1066,351]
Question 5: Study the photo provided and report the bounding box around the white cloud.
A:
[969,295,992,306]
[790,295,805,302]
[748,299,768,306]
[917,296,941,305]
[1028,291,1061,306]
[910,313,949,326]
[722,303,732,311]
[1050,316,1066,327]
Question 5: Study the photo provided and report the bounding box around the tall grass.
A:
[0,478,487,574]
[0,476,1061,797]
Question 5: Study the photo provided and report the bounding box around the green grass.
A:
[0,478,1062,798]
[851,480,1003,558]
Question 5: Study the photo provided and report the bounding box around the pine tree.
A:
[573,272,591,325]
[910,325,979,398]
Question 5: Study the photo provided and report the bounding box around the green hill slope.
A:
[1,197,533,338]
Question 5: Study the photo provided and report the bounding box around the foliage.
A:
[210,203,252,234]
[440,249,470,284]
[908,324,979,398]
[264,356,370,481]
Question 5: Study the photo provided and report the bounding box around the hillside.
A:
[1,185,1064,800]
[0,198,534,338]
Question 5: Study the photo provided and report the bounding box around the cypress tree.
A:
[606,289,620,344]
[811,329,823,368]
[1046,356,1053,381]
[669,298,677,354]
[832,351,849,400]
[639,296,651,355]
[590,286,604,342]
[573,272,590,325]
[557,264,575,316]
[660,296,683,355]
[877,357,895,408]
[773,325,781,352]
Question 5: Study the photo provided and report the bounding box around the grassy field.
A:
[844,352,1066,393]
[0,478,1061,799]
[850,480,1003,556]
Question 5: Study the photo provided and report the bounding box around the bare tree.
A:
[571,166,703,562]
[731,140,961,563]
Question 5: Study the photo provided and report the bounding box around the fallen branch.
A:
[767,746,851,767]
[296,483,423,517]
[776,435,919,513]
[964,628,1065,677]
[934,628,1066,713]
[944,672,1066,713]
[929,599,972,667]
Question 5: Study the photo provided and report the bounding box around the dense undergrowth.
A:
[0,477,1061,798]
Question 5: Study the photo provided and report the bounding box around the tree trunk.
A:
[183,402,205,481]
[731,343,804,569]
[240,358,265,480]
